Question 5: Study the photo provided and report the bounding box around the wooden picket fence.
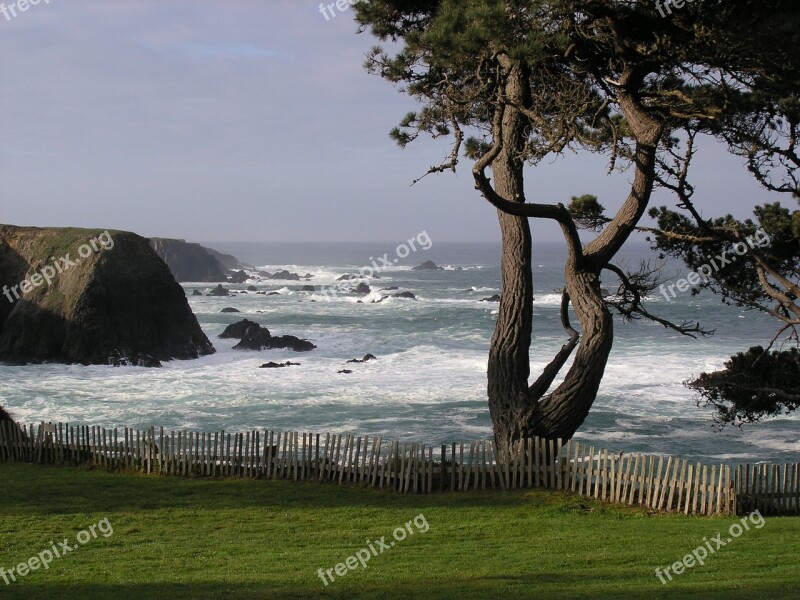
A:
[1,421,798,516]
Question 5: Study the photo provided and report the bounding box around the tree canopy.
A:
[355,0,800,448]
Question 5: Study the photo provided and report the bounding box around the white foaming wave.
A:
[306,293,361,304]
[413,297,493,305]
[574,430,657,443]
[363,290,389,304]
[533,293,563,306]
[448,414,494,435]
[251,266,384,286]
[254,264,320,274]
[1,342,488,428]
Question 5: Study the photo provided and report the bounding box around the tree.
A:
[354,0,800,453]
[648,199,800,425]
[643,3,800,425]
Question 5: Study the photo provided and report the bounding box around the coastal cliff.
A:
[0,225,215,366]
[148,238,243,282]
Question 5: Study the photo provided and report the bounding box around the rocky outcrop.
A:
[219,319,259,340]
[412,260,442,271]
[208,284,229,297]
[219,319,316,352]
[260,361,300,369]
[481,294,501,302]
[221,307,240,313]
[0,225,215,366]
[393,291,417,299]
[347,354,377,364]
[269,270,302,281]
[148,238,229,283]
[229,270,250,284]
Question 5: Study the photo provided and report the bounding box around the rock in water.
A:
[269,270,301,281]
[411,260,441,271]
[219,319,266,339]
[228,270,249,284]
[355,283,371,295]
[192,289,203,296]
[0,225,215,366]
[261,335,316,352]
[393,291,417,300]
[219,319,316,352]
[208,284,229,297]
[347,353,377,364]
[260,361,301,369]
[481,294,501,302]
[221,307,240,313]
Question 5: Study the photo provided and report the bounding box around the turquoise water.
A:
[0,242,797,463]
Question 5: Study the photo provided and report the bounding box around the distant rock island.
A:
[149,238,246,283]
[412,260,443,271]
[0,225,215,367]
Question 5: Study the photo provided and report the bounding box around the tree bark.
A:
[490,134,658,453]
[530,268,613,440]
[486,62,535,455]
[483,63,664,457]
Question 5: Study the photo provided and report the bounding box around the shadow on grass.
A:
[0,462,635,517]
[2,579,793,600]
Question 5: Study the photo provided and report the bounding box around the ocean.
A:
[1,241,797,463]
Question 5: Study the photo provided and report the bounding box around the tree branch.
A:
[528,291,580,399]
[602,263,713,339]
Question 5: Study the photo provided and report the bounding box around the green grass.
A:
[0,463,798,599]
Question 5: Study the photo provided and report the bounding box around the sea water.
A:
[0,242,797,463]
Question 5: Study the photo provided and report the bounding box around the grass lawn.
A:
[0,462,798,599]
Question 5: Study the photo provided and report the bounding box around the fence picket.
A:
[2,420,798,514]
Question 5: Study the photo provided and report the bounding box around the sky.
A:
[0,0,780,244]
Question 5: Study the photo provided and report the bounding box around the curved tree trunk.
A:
[491,261,614,454]
[530,269,613,440]
[483,62,663,457]
[486,63,535,455]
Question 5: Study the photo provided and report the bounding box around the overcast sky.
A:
[0,1,778,244]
